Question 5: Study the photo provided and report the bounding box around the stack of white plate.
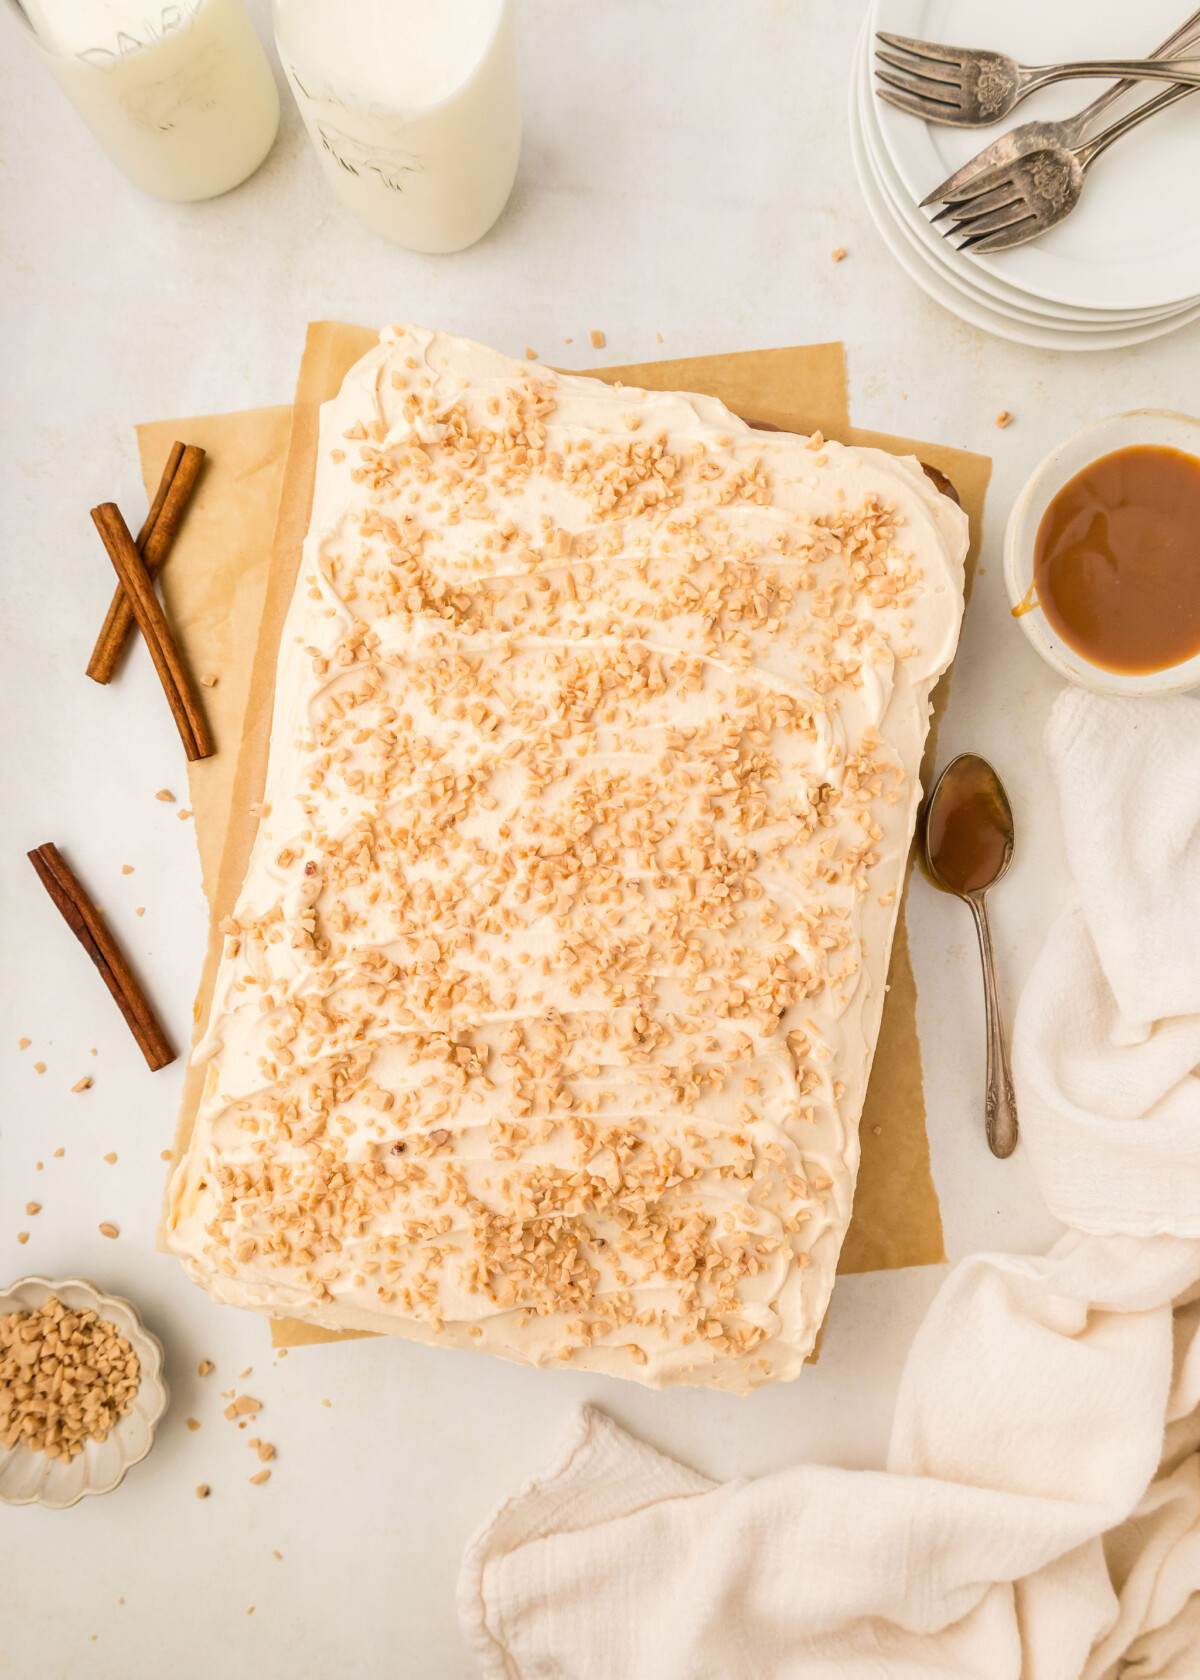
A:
[850,0,1200,350]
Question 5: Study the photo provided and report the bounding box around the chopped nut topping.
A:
[589,329,606,348]
[197,1359,214,1376]
[995,411,1013,428]
[155,789,176,803]
[196,1484,210,1498]
[73,1078,93,1093]
[98,1223,119,1240]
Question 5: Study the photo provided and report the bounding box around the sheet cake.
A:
[166,325,968,1392]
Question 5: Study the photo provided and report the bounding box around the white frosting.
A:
[166,325,967,1392]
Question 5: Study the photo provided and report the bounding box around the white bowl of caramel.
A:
[1005,411,1200,696]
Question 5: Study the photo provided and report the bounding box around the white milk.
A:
[272,0,521,253]
[20,0,280,201]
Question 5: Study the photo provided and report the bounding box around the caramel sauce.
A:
[926,758,1011,896]
[1033,444,1200,675]
[1011,578,1038,618]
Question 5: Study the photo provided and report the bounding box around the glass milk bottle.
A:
[272,0,521,254]
[14,0,280,201]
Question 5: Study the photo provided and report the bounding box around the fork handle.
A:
[1076,8,1200,128]
[1078,80,1200,170]
[1025,56,1200,96]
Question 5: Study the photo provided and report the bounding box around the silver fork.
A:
[875,33,1200,126]
[920,8,1200,207]
[940,82,1199,253]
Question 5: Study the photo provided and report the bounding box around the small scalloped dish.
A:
[0,1276,168,1509]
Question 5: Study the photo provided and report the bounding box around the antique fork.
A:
[874,33,1200,126]
[920,8,1200,207]
[940,81,1199,253]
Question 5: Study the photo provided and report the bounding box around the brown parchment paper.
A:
[135,406,294,904]
[141,323,989,1352]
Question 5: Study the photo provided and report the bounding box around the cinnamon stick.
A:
[28,843,175,1071]
[90,502,214,762]
[87,442,205,684]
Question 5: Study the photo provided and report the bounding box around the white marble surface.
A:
[0,2,1195,1674]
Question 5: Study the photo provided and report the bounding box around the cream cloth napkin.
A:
[458,690,1200,1680]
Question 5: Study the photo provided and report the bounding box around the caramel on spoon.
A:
[922,754,1018,1159]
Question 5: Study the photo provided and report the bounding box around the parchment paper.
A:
[139,324,989,1352]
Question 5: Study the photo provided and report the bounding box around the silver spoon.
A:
[921,754,1018,1159]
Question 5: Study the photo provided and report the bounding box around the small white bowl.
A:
[0,1276,168,1509]
[1004,410,1200,697]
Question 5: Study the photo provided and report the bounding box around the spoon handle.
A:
[966,892,1019,1159]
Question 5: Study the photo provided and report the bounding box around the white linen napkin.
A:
[1015,691,1200,1237]
[458,691,1200,1680]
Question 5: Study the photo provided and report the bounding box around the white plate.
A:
[871,0,1200,310]
[853,33,1198,334]
[0,1275,168,1508]
[856,22,1195,326]
[1003,410,1200,695]
[850,42,1200,350]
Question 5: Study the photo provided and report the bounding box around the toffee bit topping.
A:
[0,1296,140,1461]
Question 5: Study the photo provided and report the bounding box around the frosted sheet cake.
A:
[166,325,968,1392]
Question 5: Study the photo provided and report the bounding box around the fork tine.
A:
[875,48,962,87]
[920,146,1017,208]
[875,69,961,111]
[949,201,1034,240]
[875,85,965,122]
[944,181,1021,223]
[875,30,965,68]
[958,218,1042,254]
